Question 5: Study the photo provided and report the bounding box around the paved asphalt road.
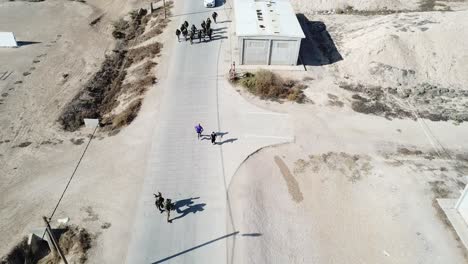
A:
[126,1,235,263]
[125,1,293,263]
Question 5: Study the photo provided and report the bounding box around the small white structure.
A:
[438,177,468,250]
[234,0,305,65]
[0,32,18,48]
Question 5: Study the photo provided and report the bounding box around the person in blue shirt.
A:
[195,123,204,139]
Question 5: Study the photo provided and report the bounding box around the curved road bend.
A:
[125,0,293,263]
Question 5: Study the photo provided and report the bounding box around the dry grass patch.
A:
[60,6,168,132]
[236,70,306,103]
[110,99,142,129]
[128,42,162,64]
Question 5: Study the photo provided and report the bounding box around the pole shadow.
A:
[296,13,343,66]
[241,233,262,237]
[151,231,239,264]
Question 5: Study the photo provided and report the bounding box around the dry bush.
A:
[238,70,306,103]
[60,6,168,132]
[128,42,162,63]
[122,75,156,96]
[57,225,92,263]
[1,225,91,264]
[141,61,157,75]
[112,99,142,128]
[59,51,127,131]
[429,181,451,198]
[112,18,129,39]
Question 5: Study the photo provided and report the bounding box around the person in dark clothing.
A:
[201,20,206,30]
[212,12,218,23]
[180,24,186,32]
[210,132,217,145]
[207,28,213,41]
[191,24,197,33]
[189,31,194,44]
[184,21,189,28]
[154,192,165,213]
[182,28,188,41]
[198,29,203,43]
[175,29,181,41]
[165,199,174,223]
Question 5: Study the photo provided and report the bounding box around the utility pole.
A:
[43,216,68,264]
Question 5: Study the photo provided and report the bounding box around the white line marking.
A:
[244,134,294,140]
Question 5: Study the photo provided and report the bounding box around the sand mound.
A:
[336,10,468,89]
[291,0,420,12]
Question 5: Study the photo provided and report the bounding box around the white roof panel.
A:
[0,32,18,48]
[234,0,305,38]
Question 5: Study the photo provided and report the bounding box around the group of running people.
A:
[154,192,175,223]
[195,123,217,144]
[153,123,218,223]
[175,12,218,44]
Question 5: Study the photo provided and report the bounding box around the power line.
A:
[42,124,98,238]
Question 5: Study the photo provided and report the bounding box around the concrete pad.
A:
[437,198,468,250]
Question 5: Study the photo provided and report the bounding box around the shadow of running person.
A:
[216,138,238,145]
[170,198,207,222]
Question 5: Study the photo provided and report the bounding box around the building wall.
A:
[238,36,301,66]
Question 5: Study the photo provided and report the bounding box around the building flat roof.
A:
[234,0,305,38]
[0,32,18,48]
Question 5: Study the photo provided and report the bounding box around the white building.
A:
[0,32,18,48]
[234,0,305,65]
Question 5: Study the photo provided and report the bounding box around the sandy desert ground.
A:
[228,0,468,263]
[0,0,170,262]
[1,0,468,263]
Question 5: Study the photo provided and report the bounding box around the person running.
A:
[182,28,188,41]
[175,29,181,41]
[195,123,204,139]
[189,31,194,44]
[153,192,165,213]
[165,199,173,223]
[212,12,218,23]
[210,132,217,145]
[207,28,213,41]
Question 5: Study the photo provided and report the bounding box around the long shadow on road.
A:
[170,197,207,222]
[152,232,240,264]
